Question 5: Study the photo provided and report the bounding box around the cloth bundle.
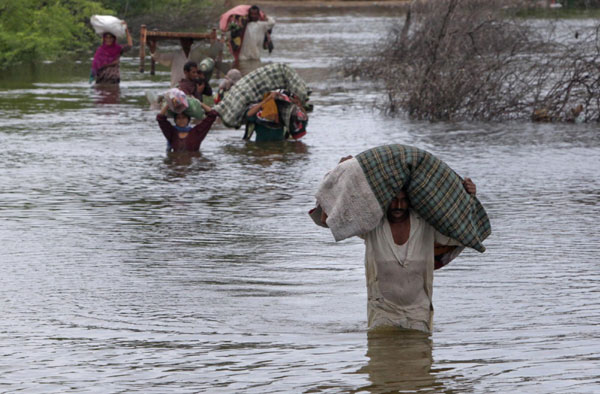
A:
[310,144,491,252]
[164,88,205,119]
[214,63,308,128]
[276,95,308,139]
[215,69,242,104]
[90,15,126,38]
[218,69,243,92]
[257,93,279,122]
[164,88,189,113]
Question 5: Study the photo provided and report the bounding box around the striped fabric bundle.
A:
[311,144,491,252]
[214,63,308,128]
[356,144,491,252]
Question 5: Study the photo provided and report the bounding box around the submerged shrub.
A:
[348,0,600,122]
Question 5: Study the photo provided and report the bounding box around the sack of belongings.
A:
[309,144,492,252]
[214,63,309,128]
[90,15,127,38]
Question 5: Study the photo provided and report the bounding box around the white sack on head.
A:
[310,158,383,241]
[90,15,126,38]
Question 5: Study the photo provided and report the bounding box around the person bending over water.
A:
[243,91,308,142]
[156,103,218,152]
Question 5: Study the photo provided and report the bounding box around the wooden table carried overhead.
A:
[139,25,220,74]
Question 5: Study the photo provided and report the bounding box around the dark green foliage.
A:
[0,0,220,69]
[563,0,600,8]
[98,0,215,16]
[0,0,110,69]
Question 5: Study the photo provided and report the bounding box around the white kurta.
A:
[363,211,461,333]
[239,17,275,60]
[151,49,188,87]
[151,47,205,87]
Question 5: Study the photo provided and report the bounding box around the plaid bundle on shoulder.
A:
[214,63,308,128]
[356,144,491,252]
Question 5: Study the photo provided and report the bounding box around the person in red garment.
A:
[156,103,218,152]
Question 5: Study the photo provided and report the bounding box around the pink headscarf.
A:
[91,34,122,75]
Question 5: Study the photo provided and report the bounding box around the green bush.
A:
[0,0,110,69]
[99,0,217,16]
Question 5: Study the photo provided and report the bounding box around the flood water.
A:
[1,8,599,394]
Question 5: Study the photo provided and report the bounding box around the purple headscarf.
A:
[91,35,122,76]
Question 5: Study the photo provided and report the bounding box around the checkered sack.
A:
[214,63,308,128]
[355,144,491,252]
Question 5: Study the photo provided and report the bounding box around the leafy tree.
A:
[98,0,215,16]
[0,0,110,69]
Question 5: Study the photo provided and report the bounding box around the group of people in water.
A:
[156,60,226,152]
[88,6,490,336]
[89,5,303,151]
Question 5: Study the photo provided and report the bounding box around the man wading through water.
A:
[310,147,489,334]
[239,5,275,61]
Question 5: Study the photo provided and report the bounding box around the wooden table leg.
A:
[149,39,157,75]
[139,24,147,73]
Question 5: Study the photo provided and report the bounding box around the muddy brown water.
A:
[1,9,599,393]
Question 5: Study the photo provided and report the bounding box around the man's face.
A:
[387,191,410,223]
[196,71,206,86]
[184,67,199,81]
[175,113,190,128]
[249,9,260,22]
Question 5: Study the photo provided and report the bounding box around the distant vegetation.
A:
[346,0,600,122]
[518,0,600,17]
[3,0,600,71]
[0,0,221,70]
[0,0,108,69]
[558,0,600,6]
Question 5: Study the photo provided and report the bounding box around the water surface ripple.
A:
[1,9,599,394]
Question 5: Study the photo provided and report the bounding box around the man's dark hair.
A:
[249,5,260,12]
[183,61,197,72]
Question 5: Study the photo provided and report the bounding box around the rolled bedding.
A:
[214,63,308,128]
[309,144,492,252]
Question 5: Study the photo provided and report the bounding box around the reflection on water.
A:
[162,151,216,177]
[1,7,599,394]
[224,140,309,166]
[356,329,437,393]
[93,84,121,105]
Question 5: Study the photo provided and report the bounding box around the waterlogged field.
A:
[1,8,599,393]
